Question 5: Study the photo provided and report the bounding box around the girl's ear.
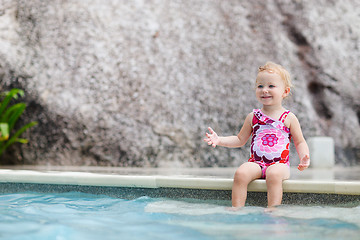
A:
[283,87,291,98]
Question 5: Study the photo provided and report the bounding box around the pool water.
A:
[0,192,359,240]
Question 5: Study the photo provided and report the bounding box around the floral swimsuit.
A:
[248,109,291,178]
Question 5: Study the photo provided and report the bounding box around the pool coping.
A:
[0,169,359,195]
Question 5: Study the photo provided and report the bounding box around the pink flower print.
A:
[255,127,287,157]
[265,119,274,125]
[262,134,278,147]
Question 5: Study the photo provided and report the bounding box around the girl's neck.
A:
[261,105,286,117]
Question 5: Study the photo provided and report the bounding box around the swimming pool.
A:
[1,191,359,240]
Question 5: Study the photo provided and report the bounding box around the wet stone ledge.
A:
[0,183,359,207]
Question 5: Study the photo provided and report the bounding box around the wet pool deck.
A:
[0,165,359,196]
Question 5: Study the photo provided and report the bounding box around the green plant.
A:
[0,88,38,156]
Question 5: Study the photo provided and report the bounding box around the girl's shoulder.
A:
[284,112,300,128]
[244,112,255,127]
[287,112,299,120]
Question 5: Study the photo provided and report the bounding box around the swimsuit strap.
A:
[252,109,263,125]
[279,110,290,123]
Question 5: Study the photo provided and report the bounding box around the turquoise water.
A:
[0,192,359,240]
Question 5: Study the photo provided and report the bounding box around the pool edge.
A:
[0,169,359,195]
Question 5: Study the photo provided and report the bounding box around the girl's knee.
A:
[233,168,246,182]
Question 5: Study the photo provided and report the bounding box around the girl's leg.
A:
[265,163,290,207]
[232,162,262,207]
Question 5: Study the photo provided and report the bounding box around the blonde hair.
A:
[257,61,293,89]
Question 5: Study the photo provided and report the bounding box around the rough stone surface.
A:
[0,0,359,167]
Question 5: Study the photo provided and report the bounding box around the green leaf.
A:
[0,103,26,130]
[0,121,38,156]
[8,104,26,131]
[16,138,29,144]
[0,123,9,141]
[0,89,24,117]
[0,88,37,157]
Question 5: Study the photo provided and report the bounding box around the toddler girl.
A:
[204,61,310,208]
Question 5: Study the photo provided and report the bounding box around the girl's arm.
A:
[204,113,253,148]
[287,113,310,171]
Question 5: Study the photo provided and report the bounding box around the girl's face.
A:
[255,71,290,107]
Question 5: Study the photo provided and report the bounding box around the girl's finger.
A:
[208,127,214,134]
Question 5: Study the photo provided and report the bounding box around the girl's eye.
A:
[257,85,263,88]
[269,85,275,88]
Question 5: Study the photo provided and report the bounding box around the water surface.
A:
[0,192,359,240]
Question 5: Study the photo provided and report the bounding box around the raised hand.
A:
[298,154,310,171]
[204,127,220,148]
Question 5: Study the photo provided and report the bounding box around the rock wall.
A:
[0,0,359,166]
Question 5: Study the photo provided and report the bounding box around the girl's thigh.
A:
[265,163,290,180]
[235,162,262,180]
